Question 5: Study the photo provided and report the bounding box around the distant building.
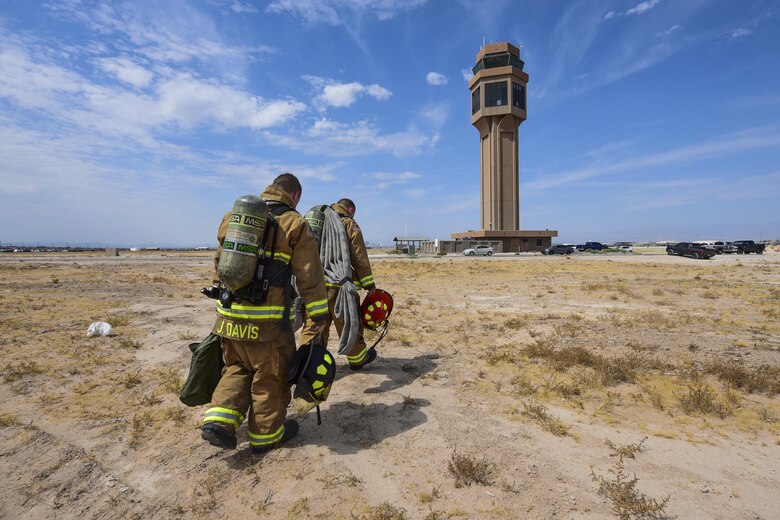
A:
[393,236,428,253]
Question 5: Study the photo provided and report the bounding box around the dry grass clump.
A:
[3,360,43,382]
[481,345,521,366]
[102,313,130,327]
[153,367,183,394]
[503,314,530,330]
[177,331,198,341]
[521,402,570,436]
[128,411,155,448]
[123,371,142,388]
[758,406,778,424]
[591,454,670,520]
[0,414,22,427]
[522,341,639,386]
[447,450,495,487]
[511,375,537,396]
[677,383,733,418]
[119,338,143,350]
[704,360,780,396]
[542,375,582,399]
[361,502,407,520]
[605,437,647,459]
[317,472,362,489]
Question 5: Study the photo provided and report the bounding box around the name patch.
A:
[215,320,260,340]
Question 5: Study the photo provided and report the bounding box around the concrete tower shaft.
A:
[468,42,528,231]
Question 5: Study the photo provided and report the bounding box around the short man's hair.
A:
[337,198,356,213]
[272,173,302,195]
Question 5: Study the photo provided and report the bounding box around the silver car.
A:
[463,245,494,256]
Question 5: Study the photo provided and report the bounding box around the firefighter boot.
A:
[251,420,299,455]
[349,348,377,371]
[201,423,237,450]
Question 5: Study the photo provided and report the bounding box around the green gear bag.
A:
[179,333,225,407]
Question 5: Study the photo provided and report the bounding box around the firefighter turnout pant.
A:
[203,333,295,450]
[300,286,369,367]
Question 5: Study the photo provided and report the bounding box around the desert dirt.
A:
[0,249,778,519]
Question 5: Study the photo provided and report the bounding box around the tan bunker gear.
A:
[203,185,328,451]
[300,202,376,368]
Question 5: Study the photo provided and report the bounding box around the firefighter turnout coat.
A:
[300,201,376,367]
[204,185,329,449]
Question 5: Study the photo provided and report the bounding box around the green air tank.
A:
[217,195,268,292]
[303,204,328,250]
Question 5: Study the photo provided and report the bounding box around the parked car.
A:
[666,242,716,259]
[723,242,738,254]
[576,241,608,251]
[731,240,765,254]
[617,245,633,253]
[543,245,575,255]
[695,240,726,254]
[463,245,494,256]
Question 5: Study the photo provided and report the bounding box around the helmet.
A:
[287,338,335,404]
[360,289,394,330]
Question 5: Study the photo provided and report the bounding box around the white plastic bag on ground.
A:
[87,321,114,337]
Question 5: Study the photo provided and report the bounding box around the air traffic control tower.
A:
[451,42,557,252]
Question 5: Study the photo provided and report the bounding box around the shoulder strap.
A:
[269,202,294,217]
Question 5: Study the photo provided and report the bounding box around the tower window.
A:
[512,82,526,110]
[485,81,507,107]
[472,87,480,114]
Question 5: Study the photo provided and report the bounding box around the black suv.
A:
[666,242,716,259]
[543,245,575,255]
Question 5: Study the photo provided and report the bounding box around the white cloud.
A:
[154,74,306,129]
[304,75,391,110]
[426,72,448,86]
[373,171,420,181]
[603,0,660,20]
[730,27,752,39]
[265,118,437,157]
[526,126,780,191]
[267,0,427,26]
[229,1,258,14]
[626,0,661,16]
[461,68,473,82]
[96,57,153,88]
[47,1,272,66]
[656,24,682,37]
[0,36,305,137]
[416,103,450,128]
[404,188,426,198]
[372,171,421,190]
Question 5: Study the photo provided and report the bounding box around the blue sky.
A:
[1,0,779,247]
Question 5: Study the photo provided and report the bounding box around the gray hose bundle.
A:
[320,207,359,354]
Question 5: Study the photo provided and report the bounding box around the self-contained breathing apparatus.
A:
[202,195,295,315]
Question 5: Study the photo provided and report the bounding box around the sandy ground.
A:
[0,250,778,519]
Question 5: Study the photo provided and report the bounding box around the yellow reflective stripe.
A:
[263,251,291,264]
[203,407,245,428]
[359,275,374,287]
[348,347,367,364]
[248,424,285,446]
[306,298,329,317]
[325,281,341,288]
[216,302,287,320]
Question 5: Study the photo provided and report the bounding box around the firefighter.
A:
[201,173,328,454]
[300,198,379,370]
